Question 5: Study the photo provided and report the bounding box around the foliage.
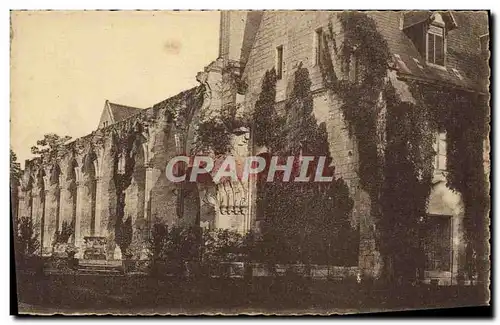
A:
[10,149,21,185]
[116,216,133,257]
[319,12,435,282]
[194,109,233,155]
[411,84,489,282]
[53,219,75,245]
[318,11,489,283]
[379,83,435,281]
[253,68,280,149]
[202,228,244,264]
[321,12,390,198]
[251,63,358,266]
[148,223,199,263]
[112,125,143,252]
[194,103,250,156]
[30,133,72,161]
[14,216,40,258]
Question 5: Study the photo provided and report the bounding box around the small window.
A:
[433,132,447,171]
[276,45,284,80]
[314,28,323,66]
[427,25,445,66]
[103,121,108,128]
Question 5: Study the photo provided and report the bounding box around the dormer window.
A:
[427,24,445,66]
[403,12,456,68]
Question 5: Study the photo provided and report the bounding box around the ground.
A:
[14,272,488,315]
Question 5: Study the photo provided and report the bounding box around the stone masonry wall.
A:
[241,11,377,275]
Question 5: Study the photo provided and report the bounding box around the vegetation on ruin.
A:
[53,220,75,245]
[253,68,281,150]
[14,216,41,272]
[411,83,489,283]
[148,223,245,276]
[194,72,250,156]
[111,124,145,257]
[30,133,73,162]
[252,63,359,266]
[10,149,21,185]
[194,104,244,155]
[319,11,489,283]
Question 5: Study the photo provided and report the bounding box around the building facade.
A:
[16,11,489,284]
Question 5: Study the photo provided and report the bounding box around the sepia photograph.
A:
[9,9,491,316]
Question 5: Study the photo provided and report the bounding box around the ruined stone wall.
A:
[18,86,205,259]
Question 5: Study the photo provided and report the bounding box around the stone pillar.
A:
[94,177,103,236]
[43,182,60,255]
[17,187,27,220]
[79,177,95,239]
[31,187,43,254]
[74,181,85,257]
[58,181,74,233]
[145,165,161,227]
[144,166,153,236]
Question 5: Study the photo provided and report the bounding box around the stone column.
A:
[79,178,94,239]
[17,187,27,220]
[31,187,43,254]
[74,180,85,257]
[94,177,103,236]
[58,180,74,232]
[145,164,160,232]
[43,182,60,255]
[96,140,116,260]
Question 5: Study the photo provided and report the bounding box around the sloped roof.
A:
[402,11,458,31]
[369,11,488,92]
[107,101,143,123]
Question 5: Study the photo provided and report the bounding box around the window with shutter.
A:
[427,25,446,66]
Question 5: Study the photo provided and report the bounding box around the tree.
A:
[10,149,21,185]
[10,149,22,220]
[253,63,358,267]
[53,219,75,245]
[253,68,278,149]
[116,216,133,258]
[31,133,72,160]
[14,216,40,259]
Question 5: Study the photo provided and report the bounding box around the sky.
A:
[10,10,220,167]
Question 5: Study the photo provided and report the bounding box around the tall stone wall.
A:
[17,84,207,260]
[240,11,376,275]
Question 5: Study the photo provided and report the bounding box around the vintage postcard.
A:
[10,10,491,315]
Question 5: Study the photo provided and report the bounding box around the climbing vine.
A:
[320,12,390,202]
[253,64,358,266]
[319,11,489,283]
[411,83,489,282]
[112,123,143,255]
[253,68,278,149]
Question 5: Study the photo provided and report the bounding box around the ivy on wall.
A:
[193,75,249,156]
[319,11,489,282]
[111,124,143,256]
[253,64,358,266]
[412,83,489,282]
[253,68,278,149]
